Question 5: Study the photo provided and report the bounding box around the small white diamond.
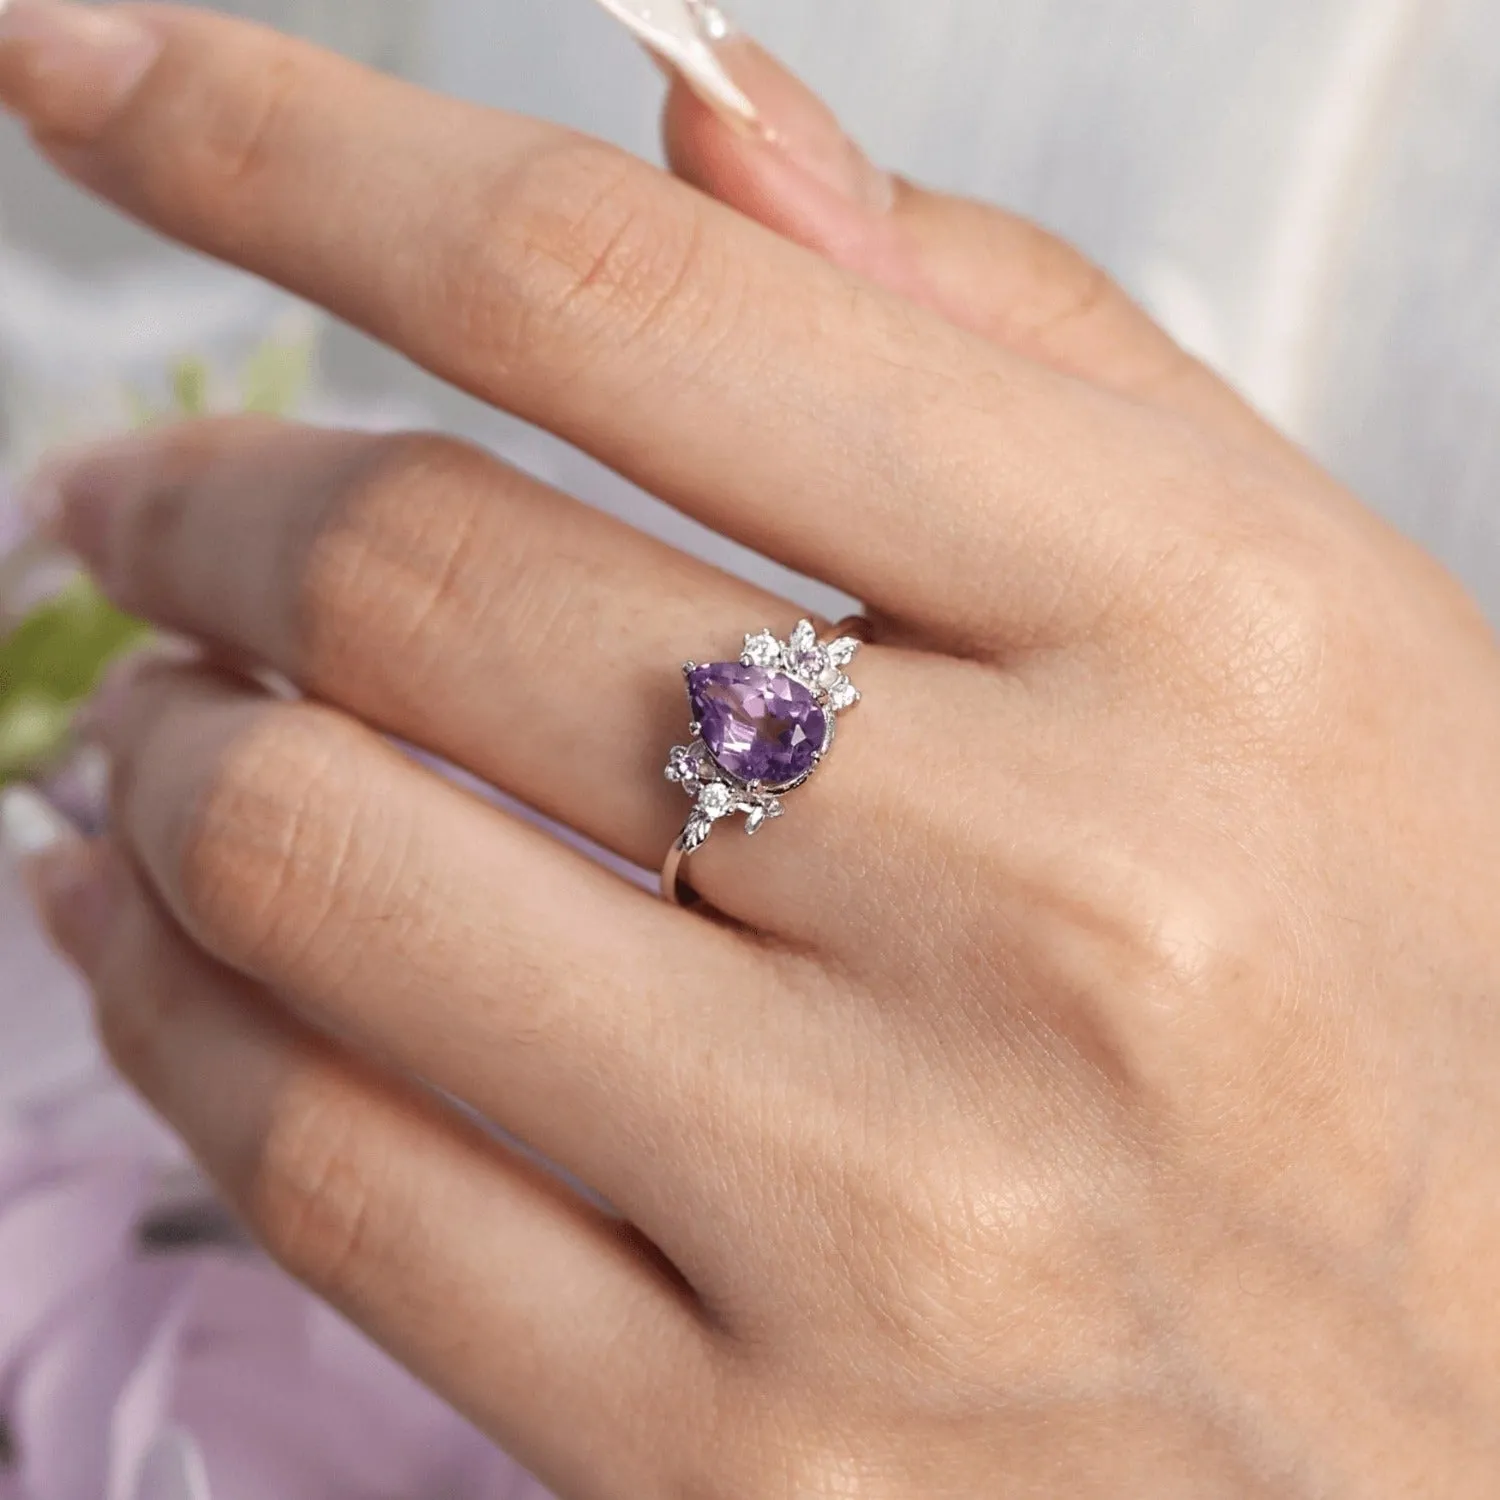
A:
[826,636,862,669]
[665,744,703,790]
[763,797,785,819]
[698,782,734,818]
[789,645,829,681]
[827,676,860,711]
[742,630,781,668]
[789,619,818,654]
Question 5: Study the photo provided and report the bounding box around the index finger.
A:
[1,1,1208,648]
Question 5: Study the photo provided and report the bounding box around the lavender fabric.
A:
[0,1077,556,1500]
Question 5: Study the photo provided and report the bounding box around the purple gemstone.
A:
[688,662,827,787]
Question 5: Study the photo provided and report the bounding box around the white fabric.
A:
[2,0,1497,608]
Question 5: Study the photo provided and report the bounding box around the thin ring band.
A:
[661,614,872,909]
[658,834,701,910]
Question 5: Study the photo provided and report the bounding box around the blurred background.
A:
[2,0,1498,1494]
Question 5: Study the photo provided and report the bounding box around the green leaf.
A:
[0,574,148,702]
[171,356,211,418]
[0,576,150,783]
[0,692,75,782]
[0,325,318,783]
[241,335,313,416]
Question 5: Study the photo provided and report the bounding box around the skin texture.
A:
[5,6,1500,1496]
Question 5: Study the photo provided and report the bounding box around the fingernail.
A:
[721,36,894,211]
[17,456,65,540]
[19,435,133,566]
[597,0,893,211]
[0,0,164,139]
[76,636,190,740]
[0,782,78,862]
[41,740,112,835]
[75,649,140,740]
[594,0,760,133]
[1,785,118,965]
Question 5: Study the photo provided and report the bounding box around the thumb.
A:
[637,9,1294,466]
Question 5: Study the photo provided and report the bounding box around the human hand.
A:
[5,5,1500,1495]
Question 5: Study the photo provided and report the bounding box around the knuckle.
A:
[1133,476,1346,739]
[298,432,492,672]
[1195,529,1346,739]
[992,221,1194,396]
[249,1074,382,1294]
[831,1137,1154,1392]
[177,38,304,205]
[1015,233,1115,343]
[297,432,500,687]
[1057,850,1282,1108]
[465,139,729,381]
[1117,870,1269,1032]
[176,704,364,975]
[296,432,620,714]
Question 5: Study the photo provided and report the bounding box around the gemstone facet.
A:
[687,661,828,787]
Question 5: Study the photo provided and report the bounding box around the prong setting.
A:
[666,619,863,854]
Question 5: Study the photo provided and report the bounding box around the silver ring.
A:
[660,616,869,907]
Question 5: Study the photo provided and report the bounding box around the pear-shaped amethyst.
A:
[688,662,827,787]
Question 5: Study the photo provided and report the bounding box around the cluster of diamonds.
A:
[746,618,863,711]
[665,620,862,854]
[664,746,781,851]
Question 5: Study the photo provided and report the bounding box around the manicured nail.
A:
[593,0,759,132]
[0,0,164,139]
[41,741,112,835]
[594,0,893,211]
[718,36,893,211]
[1,785,117,965]
[76,636,192,740]
[17,455,65,540]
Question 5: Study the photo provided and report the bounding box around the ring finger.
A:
[39,414,945,935]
